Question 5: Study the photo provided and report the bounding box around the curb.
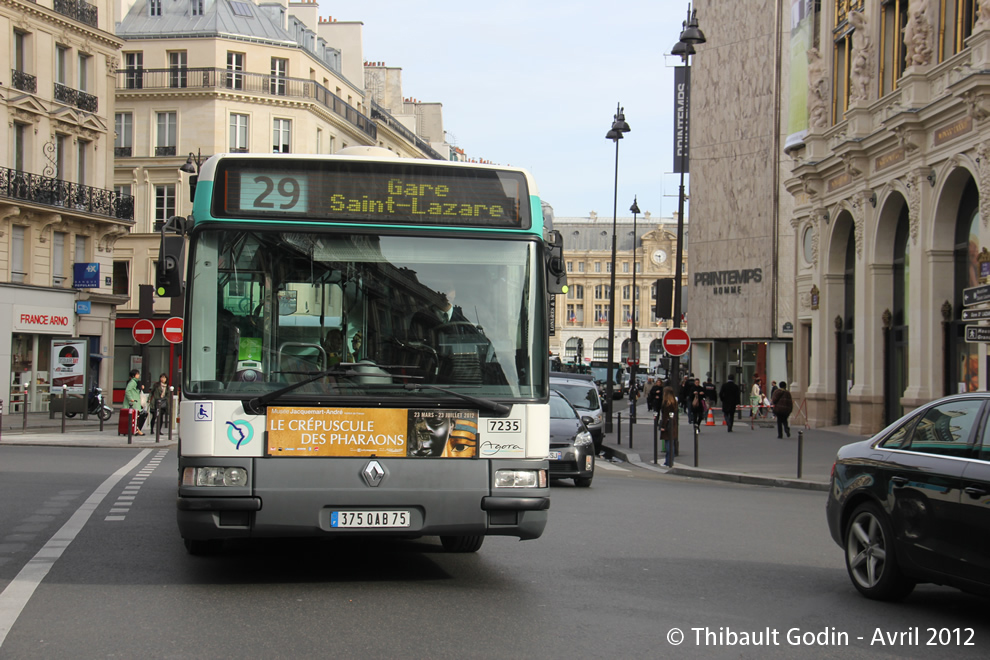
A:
[602,444,830,492]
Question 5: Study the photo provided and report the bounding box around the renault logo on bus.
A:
[362,460,386,487]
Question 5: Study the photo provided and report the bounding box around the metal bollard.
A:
[653,414,659,464]
[797,430,804,479]
[0,398,4,443]
[628,409,634,449]
[61,385,68,434]
[22,388,28,431]
[694,423,700,468]
[616,412,622,446]
[167,387,175,443]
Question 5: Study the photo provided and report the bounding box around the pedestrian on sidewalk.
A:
[719,374,741,432]
[647,380,663,413]
[749,378,762,417]
[689,385,706,434]
[124,369,146,436]
[771,381,794,438]
[703,375,717,410]
[660,386,679,467]
[149,373,170,435]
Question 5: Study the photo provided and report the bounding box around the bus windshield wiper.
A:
[403,383,510,416]
[243,367,355,414]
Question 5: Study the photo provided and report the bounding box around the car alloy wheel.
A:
[844,502,914,601]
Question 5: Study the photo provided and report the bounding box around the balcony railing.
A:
[117,67,377,139]
[54,82,98,113]
[12,69,37,93]
[114,146,132,157]
[53,0,98,27]
[155,146,177,157]
[0,166,134,221]
[371,100,445,160]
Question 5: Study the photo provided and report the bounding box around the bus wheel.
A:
[440,535,484,553]
[183,538,223,556]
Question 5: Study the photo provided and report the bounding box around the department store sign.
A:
[694,268,763,295]
[13,305,74,334]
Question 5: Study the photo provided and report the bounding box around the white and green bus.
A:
[164,148,566,554]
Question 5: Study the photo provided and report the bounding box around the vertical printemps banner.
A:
[673,66,691,174]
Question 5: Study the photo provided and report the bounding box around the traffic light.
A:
[156,234,185,297]
[655,278,674,319]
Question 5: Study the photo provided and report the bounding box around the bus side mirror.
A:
[545,229,568,295]
[157,216,186,298]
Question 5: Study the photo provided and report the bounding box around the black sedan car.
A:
[826,394,990,600]
[548,390,596,487]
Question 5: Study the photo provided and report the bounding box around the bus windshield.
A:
[185,228,546,400]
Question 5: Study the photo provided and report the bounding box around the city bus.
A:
[589,360,628,399]
[163,148,566,554]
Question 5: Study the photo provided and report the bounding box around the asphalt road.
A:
[1,445,988,659]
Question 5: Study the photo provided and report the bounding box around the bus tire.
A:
[440,535,484,553]
[183,538,223,556]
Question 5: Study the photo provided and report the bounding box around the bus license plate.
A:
[331,511,410,528]
[548,451,562,460]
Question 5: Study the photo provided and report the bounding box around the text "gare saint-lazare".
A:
[694,268,763,295]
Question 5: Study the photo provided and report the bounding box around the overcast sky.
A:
[330,0,695,219]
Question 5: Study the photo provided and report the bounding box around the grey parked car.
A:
[550,372,604,454]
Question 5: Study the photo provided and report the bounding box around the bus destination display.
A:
[217,160,530,228]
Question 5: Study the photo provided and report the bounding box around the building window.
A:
[114,184,132,199]
[75,235,88,264]
[230,113,249,151]
[12,226,26,283]
[78,53,90,91]
[55,134,66,180]
[14,30,28,72]
[273,118,291,153]
[832,1,863,120]
[594,305,608,324]
[594,262,601,273]
[227,52,244,90]
[577,262,585,273]
[13,123,28,172]
[115,113,133,157]
[124,52,143,89]
[155,184,176,222]
[156,112,177,156]
[271,57,288,95]
[566,284,584,299]
[169,51,187,88]
[606,262,612,274]
[77,139,88,185]
[53,232,66,286]
[939,0,977,62]
[622,262,630,274]
[594,284,610,300]
[316,128,323,154]
[113,261,129,296]
[191,0,204,16]
[149,0,162,16]
[566,261,572,273]
[880,0,908,95]
[56,45,68,85]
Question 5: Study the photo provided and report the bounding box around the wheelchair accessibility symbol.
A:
[195,402,213,421]
[226,421,254,449]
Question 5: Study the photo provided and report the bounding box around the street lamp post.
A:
[670,4,706,384]
[604,104,630,433]
[630,196,641,387]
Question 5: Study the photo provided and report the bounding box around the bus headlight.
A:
[182,466,249,487]
[494,469,547,488]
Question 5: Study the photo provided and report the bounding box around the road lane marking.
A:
[0,449,151,649]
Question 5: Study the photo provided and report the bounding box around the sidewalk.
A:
[600,402,871,491]
[0,411,177,447]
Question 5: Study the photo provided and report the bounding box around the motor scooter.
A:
[65,386,113,421]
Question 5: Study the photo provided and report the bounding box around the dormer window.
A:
[149,0,161,16]
[191,0,204,16]
[231,1,253,17]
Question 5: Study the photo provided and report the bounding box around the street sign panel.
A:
[965,325,990,342]
[963,283,990,306]
[662,328,691,357]
[132,319,155,345]
[962,308,990,321]
[162,316,184,344]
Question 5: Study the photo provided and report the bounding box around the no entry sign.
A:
[662,328,691,357]
[162,316,184,344]
[132,319,155,345]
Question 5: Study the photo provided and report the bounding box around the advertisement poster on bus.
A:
[266,407,479,458]
[50,337,88,394]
